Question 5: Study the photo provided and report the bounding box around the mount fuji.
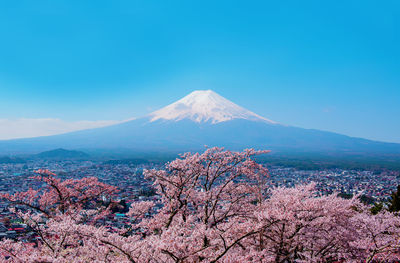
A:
[1,90,400,158]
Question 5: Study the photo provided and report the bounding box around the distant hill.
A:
[35,148,90,160]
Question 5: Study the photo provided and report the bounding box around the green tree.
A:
[388,185,400,212]
[370,202,383,215]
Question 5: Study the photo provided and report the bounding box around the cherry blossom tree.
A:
[143,147,270,262]
[351,211,400,262]
[0,148,399,262]
[0,169,125,262]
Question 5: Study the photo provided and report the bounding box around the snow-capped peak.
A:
[149,90,276,124]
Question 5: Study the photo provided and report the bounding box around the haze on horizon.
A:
[0,1,399,143]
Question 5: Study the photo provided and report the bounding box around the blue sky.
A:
[0,0,399,142]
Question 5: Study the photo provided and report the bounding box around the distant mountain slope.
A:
[34,148,90,160]
[0,90,399,159]
[0,156,26,163]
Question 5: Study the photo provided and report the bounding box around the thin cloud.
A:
[0,118,133,140]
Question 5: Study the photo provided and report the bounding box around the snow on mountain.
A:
[149,90,276,124]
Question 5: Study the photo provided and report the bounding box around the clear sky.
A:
[0,1,399,142]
